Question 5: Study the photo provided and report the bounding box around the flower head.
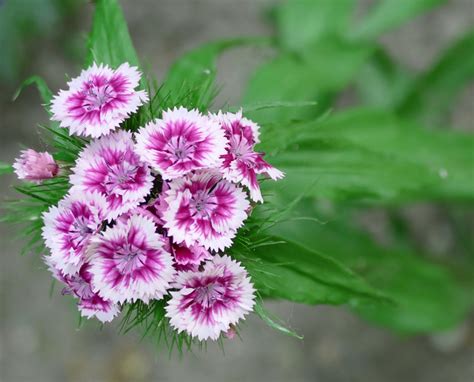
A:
[212,111,284,203]
[163,171,250,251]
[45,257,119,322]
[70,130,153,220]
[166,255,255,341]
[42,192,107,275]
[88,214,175,304]
[13,149,59,183]
[51,63,148,138]
[135,107,227,180]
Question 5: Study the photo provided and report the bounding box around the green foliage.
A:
[397,29,474,126]
[308,109,474,201]
[355,48,413,109]
[232,223,391,306]
[352,0,445,40]
[2,177,70,256]
[261,108,474,203]
[254,300,303,339]
[86,0,140,67]
[0,162,13,175]
[160,38,269,113]
[266,201,472,332]
[275,0,354,51]
[12,75,87,163]
[244,38,372,123]
[0,0,80,84]
[13,75,53,104]
[242,0,474,336]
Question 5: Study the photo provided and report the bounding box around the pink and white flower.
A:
[42,192,107,276]
[213,109,260,145]
[212,111,284,203]
[88,214,175,304]
[135,107,227,180]
[13,149,59,183]
[162,171,250,251]
[170,242,212,272]
[51,62,148,138]
[166,255,255,341]
[45,257,119,322]
[70,130,153,220]
[150,181,171,225]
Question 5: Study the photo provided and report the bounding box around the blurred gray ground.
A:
[1,1,473,381]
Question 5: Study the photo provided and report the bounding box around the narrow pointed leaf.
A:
[13,75,53,105]
[268,203,472,332]
[161,38,270,111]
[398,30,474,126]
[233,235,391,306]
[0,162,13,175]
[86,0,140,67]
[254,301,303,339]
[353,0,445,40]
[276,0,354,51]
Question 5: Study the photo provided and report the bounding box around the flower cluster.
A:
[14,63,284,340]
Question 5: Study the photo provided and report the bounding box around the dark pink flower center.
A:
[104,162,141,193]
[67,216,94,249]
[82,81,116,112]
[190,190,216,217]
[113,243,147,275]
[194,282,226,309]
[167,136,196,162]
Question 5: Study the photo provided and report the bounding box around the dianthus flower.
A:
[42,192,107,276]
[166,255,255,341]
[212,111,284,203]
[13,149,59,183]
[135,107,226,180]
[89,214,175,304]
[70,130,153,220]
[51,63,148,138]
[162,171,249,251]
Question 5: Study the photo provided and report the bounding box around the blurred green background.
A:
[0,0,473,381]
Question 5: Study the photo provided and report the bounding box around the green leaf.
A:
[353,0,445,40]
[0,162,13,175]
[230,101,318,114]
[86,0,140,67]
[398,30,474,126]
[355,48,413,109]
[0,0,80,84]
[275,0,354,51]
[268,203,472,332]
[309,108,474,201]
[11,75,85,162]
[243,38,372,123]
[263,142,434,204]
[254,300,303,339]
[161,38,269,112]
[233,234,390,306]
[261,108,474,203]
[12,75,53,105]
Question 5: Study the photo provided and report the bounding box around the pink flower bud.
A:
[13,149,59,183]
